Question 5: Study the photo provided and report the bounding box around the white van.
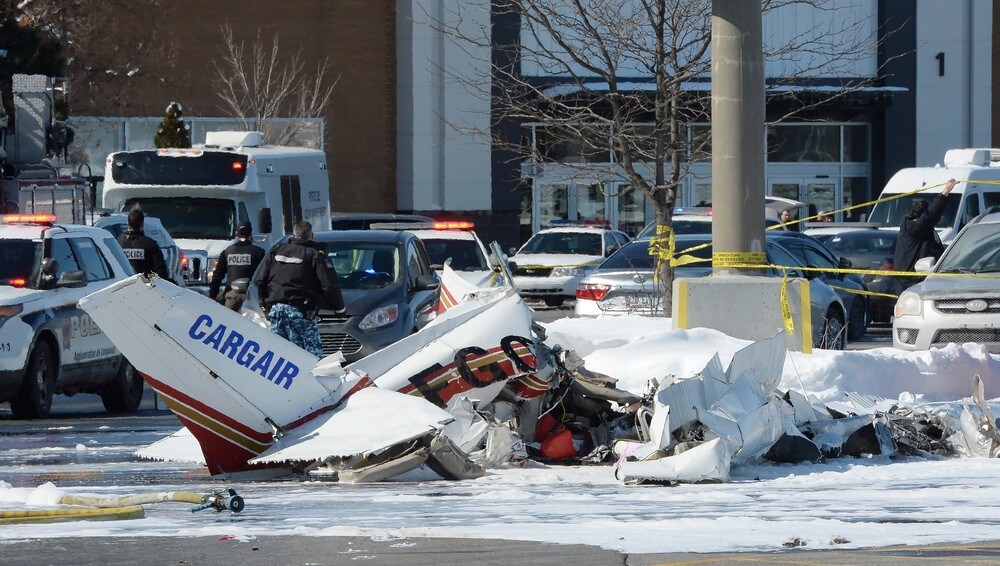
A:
[101,131,331,292]
[868,148,1000,244]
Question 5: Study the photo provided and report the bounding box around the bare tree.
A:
[437,0,897,313]
[211,23,339,147]
[15,0,180,115]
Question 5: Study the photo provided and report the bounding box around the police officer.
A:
[210,221,265,309]
[256,220,345,356]
[117,209,171,281]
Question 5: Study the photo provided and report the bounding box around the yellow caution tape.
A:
[826,284,900,300]
[779,273,794,335]
[713,251,767,267]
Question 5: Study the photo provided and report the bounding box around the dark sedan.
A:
[769,232,871,339]
[244,230,440,362]
[811,229,900,325]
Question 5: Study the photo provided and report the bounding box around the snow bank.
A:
[543,316,1000,402]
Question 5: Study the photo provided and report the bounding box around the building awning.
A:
[541,81,908,98]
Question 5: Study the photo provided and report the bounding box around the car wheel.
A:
[818,308,847,350]
[11,342,55,419]
[543,297,565,308]
[847,298,868,340]
[101,359,145,413]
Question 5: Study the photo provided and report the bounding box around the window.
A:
[765,242,805,278]
[70,238,111,282]
[767,125,840,162]
[406,243,424,286]
[49,238,82,280]
[961,195,981,228]
[280,176,303,234]
[603,233,617,254]
[122,197,236,240]
[984,192,1000,210]
[103,238,135,276]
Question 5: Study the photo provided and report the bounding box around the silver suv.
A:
[893,209,1000,352]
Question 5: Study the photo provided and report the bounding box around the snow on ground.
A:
[2,315,1000,554]
[544,316,1000,402]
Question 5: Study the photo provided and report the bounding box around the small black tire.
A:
[543,297,565,308]
[11,342,55,419]
[817,308,847,350]
[847,298,868,341]
[101,359,145,413]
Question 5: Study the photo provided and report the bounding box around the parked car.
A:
[330,212,434,231]
[243,230,441,362]
[0,214,142,418]
[811,229,901,325]
[396,221,495,287]
[94,212,185,285]
[893,210,1000,352]
[635,208,786,239]
[510,226,630,307]
[574,234,848,349]
[768,232,870,339]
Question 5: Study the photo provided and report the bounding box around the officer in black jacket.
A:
[894,178,956,285]
[256,221,345,355]
[117,209,171,281]
[210,221,265,306]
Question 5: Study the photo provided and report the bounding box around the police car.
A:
[378,221,496,287]
[0,214,143,419]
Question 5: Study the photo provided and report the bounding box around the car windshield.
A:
[520,232,601,255]
[122,197,236,240]
[0,239,43,287]
[868,193,961,228]
[324,241,401,289]
[600,239,712,270]
[818,232,897,255]
[936,224,1000,273]
[422,238,488,271]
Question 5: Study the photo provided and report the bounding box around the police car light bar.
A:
[369,221,475,231]
[2,214,57,225]
[433,221,474,230]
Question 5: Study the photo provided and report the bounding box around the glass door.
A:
[804,179,839,221]
[614,184,646,236]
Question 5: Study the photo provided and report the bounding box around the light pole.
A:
[710,1,765,274]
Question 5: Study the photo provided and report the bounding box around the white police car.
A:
[0,214,142,418]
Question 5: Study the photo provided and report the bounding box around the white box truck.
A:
[868,148,1000,244]
[102,131,331,292]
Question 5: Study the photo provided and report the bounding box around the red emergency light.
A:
[232,161,244,171]
[1,214,57,225]
[433,221,475,230]
[8,278,27,288]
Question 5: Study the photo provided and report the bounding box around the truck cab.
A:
[101,131,331,293]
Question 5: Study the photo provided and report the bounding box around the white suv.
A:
[0,214,142,418]
[510,225,630,307]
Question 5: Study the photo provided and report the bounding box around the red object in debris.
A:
[535,413,559,443]
[541,428,577,460]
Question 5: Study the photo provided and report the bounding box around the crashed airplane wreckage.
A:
[613,333,1000,484]
[79,267,559,481]
[80,269,1000,485]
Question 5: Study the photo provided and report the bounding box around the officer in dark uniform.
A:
[210,221,265,309]
[256,220,345,356]
[117,209,171,281]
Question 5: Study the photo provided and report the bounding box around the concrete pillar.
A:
[710,1,766,274]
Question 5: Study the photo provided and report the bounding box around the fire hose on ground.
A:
[0,488,244,525]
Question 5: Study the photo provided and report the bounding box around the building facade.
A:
[57,1,993,250]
